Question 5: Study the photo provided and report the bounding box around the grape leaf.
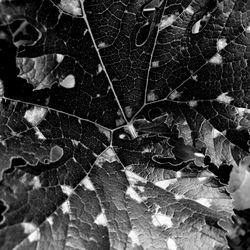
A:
[0,0,250,249]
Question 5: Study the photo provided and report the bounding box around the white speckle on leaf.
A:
[169,90,182,100]
[212,128,222,138]
[3,14,11,21]
[60,74,75,88]
[188,100,198,107]
[71,139,79,146]
[223,11,231,18]
[59,0,82,16]
[216,92,234,104]
[97,64,103,74]
[128,229,141,247]
[154,179,177,189]
[61,185,74,196]
[152,61,159,67]
[142,146,153,154]
[236,107,250,116]
[0,79,4,101]
[152,212,173,228]
[125,170,147,186]
[24,106,46,126]
[125,106,133,118]
[82,176,95,191]
[29,176,41,189]
[56,54,64,63]
[245,25,250,33]
[182,120,188,125]
[167,237,177,250]
[175,194,184,200]
[185,5,194,15]
[147,90,159,102]
[198,177,208,182]
[102,147,117,163]
[94,210,108,226]
[137,186,145,192]
[21,222,37,234]
[95,148,117,167]
[194,152,205,158]
[28,229,40,242]
[192,13,211,34]
[159,14,177,31]
[119,134,126,139]
[209,53,222,64]
[192,74,198,81]
[126,186,143,203]
[47,216,54,225]
[97,42,108,49]
[34,127,46,140]
[61,200,71,214]
[236,125,243,130]
[195,198,212,207]
[176,171,182,178]
[217,38,227,51]
[192,20,202,34]
[125,123,138,138]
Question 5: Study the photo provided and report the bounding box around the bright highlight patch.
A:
[29,176,41,189]
[209,53,222,64]
[195,198,211,208]
[61,185,74,196]
[152,208,173,229]
[154,179,177,189]
[28,229,40,242]
[216,92,234,104]
[159,14,177,30]
[167,237,177,250]
[60,74,75,88]
[126,186,143,203]
[217,38,227,51]
[61,200,71,214]
[94,211,108,226]
[82,176,95,191]
[21,222,37,234]
[128,230,140,247]
[24,106,46,126]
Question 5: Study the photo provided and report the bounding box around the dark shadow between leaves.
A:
[3,157,27,175]
[204,155,233,185]
[9,19,41,48]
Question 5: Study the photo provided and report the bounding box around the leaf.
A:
[228,156,250,210]
[0,0,250,249]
